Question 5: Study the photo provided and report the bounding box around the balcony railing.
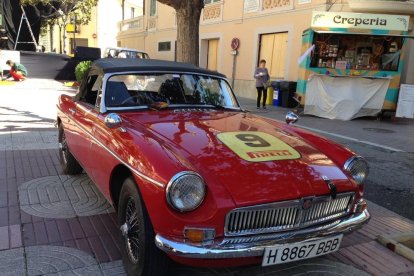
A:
[119,16,144,32]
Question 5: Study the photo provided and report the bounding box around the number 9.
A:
[235,134,271,147]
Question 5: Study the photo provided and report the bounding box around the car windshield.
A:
[104,73,239,109]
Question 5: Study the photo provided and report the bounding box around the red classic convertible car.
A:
[57,59,370,275]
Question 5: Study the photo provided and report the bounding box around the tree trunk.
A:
[157,0,204,66]
[59,25,62,54]
[175,3,202,65]
[49,23,54,52]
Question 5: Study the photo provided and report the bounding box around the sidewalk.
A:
[0,79,414,275]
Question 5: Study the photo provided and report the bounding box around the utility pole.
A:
[73,15,77,54]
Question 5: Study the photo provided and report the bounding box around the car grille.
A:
[225,192,354,236]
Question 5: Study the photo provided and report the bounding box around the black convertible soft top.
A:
[90,58,226,78]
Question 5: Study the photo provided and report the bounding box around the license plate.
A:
[262,235,343,266]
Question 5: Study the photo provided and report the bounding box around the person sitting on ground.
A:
[6,60,28,81]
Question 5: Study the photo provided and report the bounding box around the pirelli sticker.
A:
[217,132,301,162]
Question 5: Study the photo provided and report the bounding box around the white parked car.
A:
[104,47,150,59]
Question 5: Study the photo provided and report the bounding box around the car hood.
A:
[124,110,354,207]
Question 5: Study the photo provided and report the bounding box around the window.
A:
[131,7,135,18]
[158,42,171,52]
[150,0,157,16]
[80,75,103,107]
[204,0,220,4]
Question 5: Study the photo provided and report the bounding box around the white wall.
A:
[97,0,122,51]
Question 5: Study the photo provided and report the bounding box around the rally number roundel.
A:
[217,131,301,162]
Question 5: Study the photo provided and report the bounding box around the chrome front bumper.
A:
[155,209,370,259]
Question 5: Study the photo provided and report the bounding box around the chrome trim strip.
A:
[155,208,370,259]
[105,105,242,112]
[60,110,165,188]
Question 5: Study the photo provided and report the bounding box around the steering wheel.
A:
[120,95,142,106]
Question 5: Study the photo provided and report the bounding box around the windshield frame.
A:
[99,71,242,114]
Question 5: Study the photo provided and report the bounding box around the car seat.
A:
[158,79,185,104]
[105,81,134,107]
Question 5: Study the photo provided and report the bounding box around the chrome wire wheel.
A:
[57,124,82,175]
[118,177,170,275]
[122,197,143,264]
[59,130,68,165]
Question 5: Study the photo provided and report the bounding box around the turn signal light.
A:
[184,228,215,243]
[354,199,367,213]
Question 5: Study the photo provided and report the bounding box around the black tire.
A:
[118,177,170,276]
[58,124,83,175]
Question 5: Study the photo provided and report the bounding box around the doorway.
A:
[258,32,288,79]
[207,39,219,71]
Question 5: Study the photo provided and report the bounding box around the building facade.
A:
[116,0,414,100]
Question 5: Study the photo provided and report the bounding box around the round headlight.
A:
[166,172,206,212]
[344,156,369,185]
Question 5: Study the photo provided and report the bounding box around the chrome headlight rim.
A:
[166,171,206,213]
[344,156,369,185]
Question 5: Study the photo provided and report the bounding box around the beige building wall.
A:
[117,0,414,98]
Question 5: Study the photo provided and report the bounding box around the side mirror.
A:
[105,113,123,129]
[285,111,299,125]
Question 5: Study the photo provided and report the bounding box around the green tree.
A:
[21,0,98,53]
[156,0,204,66]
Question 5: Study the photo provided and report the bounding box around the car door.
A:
[69,74,103,176]
[89,76,131,197]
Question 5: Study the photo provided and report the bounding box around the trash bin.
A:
[271,81,282,106]
[280,81,297,108]
[266,87,273,105]
[272,87,280,106]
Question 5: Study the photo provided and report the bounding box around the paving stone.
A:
[26,245,98,276]
[100,260,126,276]
[44,220,61,243]
[0,192,7,207]
[0,207,8,226]
[0,247,26,276]
[18,175,113,219]
[88,236,111,263]
[0,226,9,250]
[9,224,22,248]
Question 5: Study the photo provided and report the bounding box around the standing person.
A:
[6,60,28,81]
[254,59,270,109]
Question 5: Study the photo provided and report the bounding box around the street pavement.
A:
[0,79,414,275]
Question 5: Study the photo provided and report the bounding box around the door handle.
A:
[69,108,76,115]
